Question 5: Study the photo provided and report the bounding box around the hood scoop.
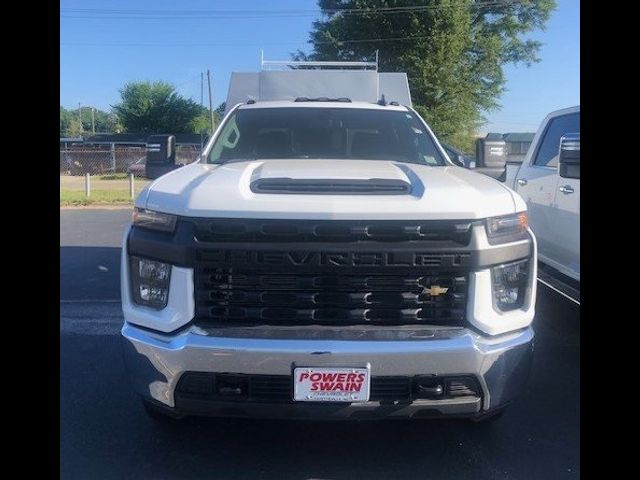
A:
[250,177,412,195]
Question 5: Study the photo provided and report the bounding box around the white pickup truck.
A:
[511,106,580,303]
[121,62,537,422]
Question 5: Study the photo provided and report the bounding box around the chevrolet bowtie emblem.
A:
[423,285,449,296]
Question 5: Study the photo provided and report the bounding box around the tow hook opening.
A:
[413,376,480,399]
[215,375,249,398]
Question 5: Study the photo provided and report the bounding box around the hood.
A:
[139,159,521,220]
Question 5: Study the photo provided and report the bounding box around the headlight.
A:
[133,208,177,232]
[486,212,528,244]
[130,256,171,309]
[491,259,530,312]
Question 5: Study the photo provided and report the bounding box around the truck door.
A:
[515,112,580,272]
[514,127,559,261]
[552,117,580,279]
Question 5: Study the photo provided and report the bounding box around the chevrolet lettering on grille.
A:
[199,250,470,268]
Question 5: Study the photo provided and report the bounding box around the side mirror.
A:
[559,133,580,179]
[145,134,178,179]
[474,138,506,181]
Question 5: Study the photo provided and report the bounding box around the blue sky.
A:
[60,0,579,134]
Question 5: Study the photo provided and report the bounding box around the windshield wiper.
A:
[214,157,258,165]
[214,157,438,166]
[216,156,313,164]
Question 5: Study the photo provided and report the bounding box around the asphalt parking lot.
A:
[60,208,580,480]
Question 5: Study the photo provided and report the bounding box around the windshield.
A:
[208,107,446,166]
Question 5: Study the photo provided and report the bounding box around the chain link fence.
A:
[59,144,201,177]
[60,144,201,205]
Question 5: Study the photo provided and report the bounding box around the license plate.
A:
[293,367,371,402]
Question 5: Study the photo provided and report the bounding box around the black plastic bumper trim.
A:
[166,396,482,420]
[127,224,531,271]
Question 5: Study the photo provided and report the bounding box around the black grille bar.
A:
[195,269,467,326]
[192,218,473,245]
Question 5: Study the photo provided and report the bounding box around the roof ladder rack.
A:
[294,97,352,103]
[261,50,378,71]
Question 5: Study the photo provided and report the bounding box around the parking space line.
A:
[537,278,580,305]
[60,299,121,303]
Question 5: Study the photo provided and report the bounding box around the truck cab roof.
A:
[236,100,410,112]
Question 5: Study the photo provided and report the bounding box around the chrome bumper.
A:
[121,323,533,419]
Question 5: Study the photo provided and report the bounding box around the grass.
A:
[60,190,134,206]
[98,173,130,180]
[60,175,151,206]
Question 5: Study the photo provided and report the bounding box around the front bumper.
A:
[121,323,533,420]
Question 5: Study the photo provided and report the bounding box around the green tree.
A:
[215,102,226,119]
[78,107,122,134]
[66,117,84,137]
[61,106,123,136]
[190,106,222,136]
[296,0,555,150]
[112,81,203,134]
[105,113,123,133]
[60,106,73,136]
[60,106,84,137]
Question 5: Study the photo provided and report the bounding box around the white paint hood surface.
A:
[138,159,524,220]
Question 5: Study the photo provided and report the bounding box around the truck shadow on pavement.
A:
[60,246,121,301]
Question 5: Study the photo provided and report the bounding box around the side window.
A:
[533,113,580,167]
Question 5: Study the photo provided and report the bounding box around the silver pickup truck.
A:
[512,106,580,303]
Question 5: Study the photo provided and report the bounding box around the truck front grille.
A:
[190,218,472,327]
[195,269,467,326]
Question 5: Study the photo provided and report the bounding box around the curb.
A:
[60,205,133,210]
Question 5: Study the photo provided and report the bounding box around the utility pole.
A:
[91,107,95,134]
[200,72,205,151]
[78,102,83,133]
[207,69,214,134]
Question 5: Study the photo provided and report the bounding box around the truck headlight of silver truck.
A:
[491,259,530,312]
[130,256,172,309]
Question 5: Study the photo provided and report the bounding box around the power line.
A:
[62,34,450,48]
[60,2,523,48]
[60,3,513,15]
[174,73,201,89]
[60,2,522,20]
[62,41,305,47]
[61,1,520,15]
